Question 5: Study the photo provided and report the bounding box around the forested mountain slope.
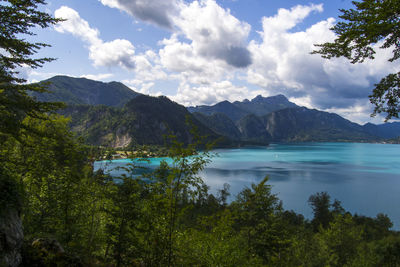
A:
[60,95,228,147]
[190,96,400,142]
[33,75,140,107]
[263,107,375,142]
[36,76,400,145]
[233,94,298,116]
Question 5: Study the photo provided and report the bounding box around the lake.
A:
[94,142,400,229]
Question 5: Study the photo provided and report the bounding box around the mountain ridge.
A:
[60,95,231,147]
[188,94,298,122]
[188,96,400,143]
[33,75,140,107]
[233,94,298,117]
[32,76,400,146]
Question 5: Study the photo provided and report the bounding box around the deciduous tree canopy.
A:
[313,0,400,121]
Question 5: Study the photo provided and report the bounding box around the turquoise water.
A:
[94,142,400,229]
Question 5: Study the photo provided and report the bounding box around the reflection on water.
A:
[94,142,400,229]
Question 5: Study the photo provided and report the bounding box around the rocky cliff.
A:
[0,208,23,267]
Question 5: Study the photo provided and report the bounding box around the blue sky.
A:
[24,0,399,124]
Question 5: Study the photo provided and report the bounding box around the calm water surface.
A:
[94,143,400,229]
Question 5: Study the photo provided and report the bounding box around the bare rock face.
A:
[113,128,132,148]
[0,208,23,267]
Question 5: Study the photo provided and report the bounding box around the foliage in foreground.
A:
[2,115,398,266]
[313,0,400,121]
[1,0,399,265]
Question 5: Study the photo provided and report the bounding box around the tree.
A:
[175,210,257,266]
[0,0,63,214]
[103,177,143,267]
[312,0,400,121]
[232,177,288,264]
[0,0,64,228]
[314,214,363,267]
[308,192,333,231]
[0,0,63,139]
[0,3,64,265]
[154,129,213,266]
[15,115,96,246]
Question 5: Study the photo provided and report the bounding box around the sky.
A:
[23,0,400,124]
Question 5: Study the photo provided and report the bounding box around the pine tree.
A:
[0,3,62,264]
[0,0,63,138]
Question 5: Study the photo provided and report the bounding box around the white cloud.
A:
[27,70,70,83]
[123,80,158,95]
[246,3,400,119]
[247,5,332,92]
[288,95,313,109]
[261,4,323,35]
[54,6,101,45]
[154,0,255,103]
[325,99,386,125]
[135,82,155,94]
[26,71,113,83]
[80,73,114,81]
[171,80,264,106]
[133,52,168,81]
[54,2,400,124]
[54,6,172,84]
[15,64,33,82]
[100,0,252,68]
[55,6,136,70]
[173,0,252,68]
[89,39,135,69]
[159,34,228,85]
[99,0,179,28]
[95,0,254,106]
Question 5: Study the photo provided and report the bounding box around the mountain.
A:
[33,75,140,107]
[189,95,400,142]
[193,112,242,141]
[386,136,400,144]
[237,114,272,143]
[33,76,400,146]
[362,122,400,139]
[60,95,229,147]
[188,100,249,122]
[263,107,375,142]
[188,95,299,144]
[188,94,298,123]
[233,94,298,116]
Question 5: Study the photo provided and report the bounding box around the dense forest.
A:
[1,1,400,266]
[3,122,400,266]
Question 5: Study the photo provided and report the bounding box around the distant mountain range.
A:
[33,75,400,147]
[188,94,297,122]
[189,94,400,143]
